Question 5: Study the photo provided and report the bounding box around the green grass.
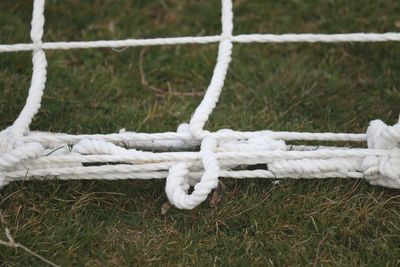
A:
[1,0,400,265]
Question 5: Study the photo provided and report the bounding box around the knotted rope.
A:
[362,120,400,188]
[0,0,399,209]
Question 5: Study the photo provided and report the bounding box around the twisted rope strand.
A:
[11,0,47,138]
[2,33,400,53]
[0,0,399,210]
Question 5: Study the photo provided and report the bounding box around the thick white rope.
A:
[10,0,47,138]
[188,0,234,139]
[0,0,399,209]
[21,130,367,145]
[0,0,47,187]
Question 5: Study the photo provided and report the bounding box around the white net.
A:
[1,0,399,209]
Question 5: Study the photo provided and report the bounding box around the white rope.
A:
[1,0,399,209]
[11,0,47,138]
[21,130,367,145]
[2,33,400,53]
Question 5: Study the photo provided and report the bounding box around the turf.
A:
[1,0,400,266]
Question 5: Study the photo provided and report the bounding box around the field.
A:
[1,0,400,265]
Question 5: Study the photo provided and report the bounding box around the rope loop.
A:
[165,136,219,209]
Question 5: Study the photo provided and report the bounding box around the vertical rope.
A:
[164,0,235,209]
[11,0,48,139]
[188,0,234,139]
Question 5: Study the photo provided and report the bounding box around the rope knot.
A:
[218,131,286,152]
[72,139,136,155]
[0,141,45,189]
[165,136,219,209]
[362,120,400,188]
[366,119,400,149]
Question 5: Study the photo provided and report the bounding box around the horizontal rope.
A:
[10,148,388,167]
[1,32,400,53]
[2,168,364,185]
[3,167,364,182]
[22,130,367,145]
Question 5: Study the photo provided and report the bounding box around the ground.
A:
[1,0,400,266]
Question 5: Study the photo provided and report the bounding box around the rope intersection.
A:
[1,0,399,209]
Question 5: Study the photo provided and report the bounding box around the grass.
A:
[1,0,400,265]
